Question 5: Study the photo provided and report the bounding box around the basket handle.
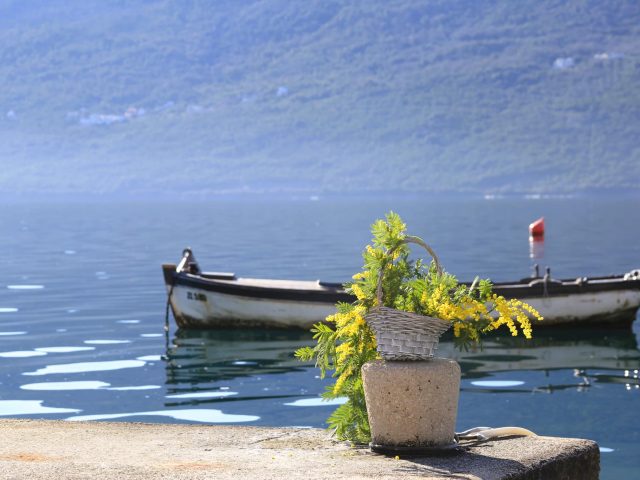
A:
[375,235,443,306]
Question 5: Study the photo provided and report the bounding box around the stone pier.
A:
[0,419,599,479]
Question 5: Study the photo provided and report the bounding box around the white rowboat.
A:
[163,249,640,329]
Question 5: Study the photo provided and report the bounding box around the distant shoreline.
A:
[0,189,638,204]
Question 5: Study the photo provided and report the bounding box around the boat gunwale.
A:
[170,271,353,303]
[166,268,640,302]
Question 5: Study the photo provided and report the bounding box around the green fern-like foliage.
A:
[294,212,413,442]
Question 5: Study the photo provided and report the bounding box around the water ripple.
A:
[66,409,259,423]
[84,340,131,345]
[166,391,238,399]
[0,400,80,415]
[35,346,95,353]
[23,360,146,376]
[21,381,110,391]
[284,397,347,407]
[471,380,525,388]
[0,350,47,358]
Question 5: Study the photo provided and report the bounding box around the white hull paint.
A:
[522,289,640,325]
[169,284,337,329]
[168,283,640,329]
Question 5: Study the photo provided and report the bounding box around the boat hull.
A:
[513,290,640,326]
[164,264,640,329]
[169,283,340,329]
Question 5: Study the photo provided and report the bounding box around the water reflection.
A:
[436,327,640,396]
[164,329,312,387]
[529,237,545,260]
[163,326,640,401]
[441,327,640,376]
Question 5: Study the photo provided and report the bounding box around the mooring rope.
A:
[163,282,175,359]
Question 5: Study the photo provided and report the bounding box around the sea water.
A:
[0,196,638,479]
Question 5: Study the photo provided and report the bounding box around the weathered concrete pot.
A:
[362,358,461,454]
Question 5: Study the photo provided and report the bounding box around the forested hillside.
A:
[0,0,639,197]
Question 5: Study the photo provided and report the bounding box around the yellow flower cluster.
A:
[422,286,474,319]
[336,341,354,364]
[416,285,542,341]
[351,283,367,302]
[434,296,486,343]
[351,271,374,302]
[327,304,378,395]
[328,305,368,335]
[486,295,541,339]
[333,367,349,394]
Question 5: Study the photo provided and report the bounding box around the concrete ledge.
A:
[0,419,599,479]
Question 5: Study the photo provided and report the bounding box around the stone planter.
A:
[361,358,461,455]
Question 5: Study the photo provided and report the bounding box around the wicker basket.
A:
[365,236,451,361]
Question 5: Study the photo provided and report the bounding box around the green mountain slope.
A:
[0,0,639,196]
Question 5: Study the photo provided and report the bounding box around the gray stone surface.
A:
[362,359,461,448]
[0,419,598,479]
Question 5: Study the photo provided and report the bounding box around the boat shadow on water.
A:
[163,323,640,398]
[164,328,314,387]
[444,325,640,393]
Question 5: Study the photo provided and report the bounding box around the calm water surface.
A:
[0,197,638,479]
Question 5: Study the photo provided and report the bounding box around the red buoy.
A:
[529,217,545,239]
